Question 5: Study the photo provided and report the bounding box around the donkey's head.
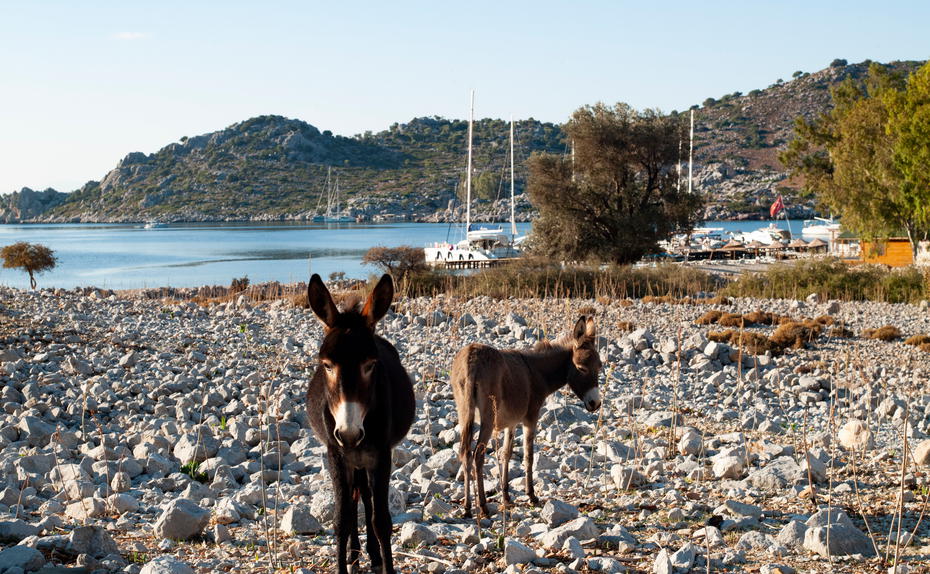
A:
[308,273,394,447]
[567,315,602,412]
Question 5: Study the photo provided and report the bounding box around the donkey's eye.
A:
[322,360,335,373]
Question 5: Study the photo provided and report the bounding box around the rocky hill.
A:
[1,59,922,223]
[0,187,69,223]
[690,58,922,219]
[24,115,562,224]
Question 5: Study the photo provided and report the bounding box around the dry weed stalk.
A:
[887,399,910,569]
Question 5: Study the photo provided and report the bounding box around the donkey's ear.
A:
[585,317,597,337]
[307,274,339,328]
[362,274,394,328]
[572,315,588,341]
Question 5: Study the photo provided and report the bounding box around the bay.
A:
[0,220,805,290]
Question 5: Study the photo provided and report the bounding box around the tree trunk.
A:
[28,271,36,290]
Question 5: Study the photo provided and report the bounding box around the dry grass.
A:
[717,313,746,328]
[919,343,930,353]
[707,330,733,343]
[863,325,903,341]
[742,310,775,326]
[812,315,835,326]
[731,331,776,355]
[695,310,724,325]
[770,321,822,350]
[722,258,930,303]
[403,259,722,299]
[707,329,775,355]
[904,334,930,346]
[829,326,854,338]
[642,295,675,305]
[617,321,636,332]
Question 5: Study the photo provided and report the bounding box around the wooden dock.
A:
[432,258,519,270]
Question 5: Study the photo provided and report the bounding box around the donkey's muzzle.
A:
[332,400,366,447]
[334,427,365,447]
[583,388,602,412]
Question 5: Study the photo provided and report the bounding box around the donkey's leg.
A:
[459,408,475,518]
[370,453,396,574]
[346,470,364,573]
[473,419,494,517]
[523,423,539,506]
[357,470,381,572]
[501,426,515,505]
[327,450,353,574]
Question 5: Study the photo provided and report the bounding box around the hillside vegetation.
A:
[1,59,922,223]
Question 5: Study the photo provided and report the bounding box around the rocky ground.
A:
[1,285,929,574]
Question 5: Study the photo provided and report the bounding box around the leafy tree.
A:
[781,62,930,255]
[1,242,57,289]
[526,103,703,263]
[362,245,427,279]
[886,62,930,242]
[830,58,848,68]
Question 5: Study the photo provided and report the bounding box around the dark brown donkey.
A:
[451,315,602,518]
[306,273,415,574]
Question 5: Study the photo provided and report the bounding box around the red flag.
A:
[770,195,785,218]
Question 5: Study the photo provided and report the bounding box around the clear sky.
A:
[1,0,927,195]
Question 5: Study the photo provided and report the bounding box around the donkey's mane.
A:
[531,334,573,354]
[531,330,597,355]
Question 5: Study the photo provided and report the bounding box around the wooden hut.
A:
[860,238,914,267]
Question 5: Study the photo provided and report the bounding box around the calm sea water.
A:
[0,220,805,290]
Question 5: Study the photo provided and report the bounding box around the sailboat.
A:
[312,167,354,223]
[424,91,521,265]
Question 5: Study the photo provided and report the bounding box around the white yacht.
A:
[425,93,522,265]
[801,217,841,240]
[732,223,790,245]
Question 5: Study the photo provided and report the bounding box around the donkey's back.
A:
[450,343,533,431]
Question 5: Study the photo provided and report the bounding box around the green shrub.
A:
[722,259,928,303]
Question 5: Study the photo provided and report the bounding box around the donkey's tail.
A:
[457,368,478,462]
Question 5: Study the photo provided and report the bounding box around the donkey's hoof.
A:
[528,494,540,507]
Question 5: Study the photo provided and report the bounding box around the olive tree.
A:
[526,103,703,263]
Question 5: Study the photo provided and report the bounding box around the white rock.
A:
[140,556,195,574]
[653,548,673,574]
[154,498,210,540]
[504,538,536,566]
[838,419,874,451]
[913,439,930,465]
[803,524,875,557]
[280,507,321,535]
[399,522,437,546]
[712,456,744,479]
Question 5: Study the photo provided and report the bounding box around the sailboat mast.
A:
[688,110,694,195]
[466,90,475,232]
[676,137,682,193]
[510,116,517,238]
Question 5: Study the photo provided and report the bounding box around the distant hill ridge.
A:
[1,59,922,223]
